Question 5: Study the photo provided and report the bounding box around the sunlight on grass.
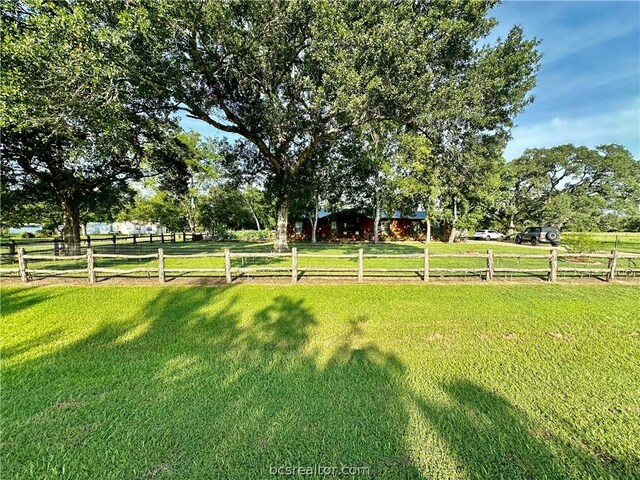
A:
[2,284,639,479]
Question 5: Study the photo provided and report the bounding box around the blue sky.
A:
[179,1,640,160]
[492,0,639,160]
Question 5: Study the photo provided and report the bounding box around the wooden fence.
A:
[1,232,207,255]
[3,247,640,284]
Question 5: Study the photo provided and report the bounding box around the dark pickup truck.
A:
[515,226,560,246]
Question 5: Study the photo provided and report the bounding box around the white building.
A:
[8,224,43,235]
[84,222,114,235]
[110,221,167,235]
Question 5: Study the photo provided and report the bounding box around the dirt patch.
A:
[564,256,602,264]
[477,333,521,341]
[2,274,638,287]
[426,333,448,342]
[528,428,553,441]
[502,332,520,341]
[546,332,575,342]
[146,464,171,479]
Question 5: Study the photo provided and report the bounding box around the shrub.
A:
[563,233,601,253]
[225,230,275,242]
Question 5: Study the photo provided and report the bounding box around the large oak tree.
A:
[96,0,540,251]
[504,144,640,230]
[1,1,189,253]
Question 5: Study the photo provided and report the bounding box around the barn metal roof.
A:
[316,209,427,220]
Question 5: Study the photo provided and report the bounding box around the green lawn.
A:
[2,284,639,479]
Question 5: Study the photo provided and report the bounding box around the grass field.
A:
[2,284,639,479]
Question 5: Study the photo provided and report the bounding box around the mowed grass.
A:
[2,284,639,479]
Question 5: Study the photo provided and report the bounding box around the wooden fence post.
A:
[133,234,137,245]
[18,247,28,283]
[183,231,187,242]
[112,234,117,245]
[9,240,16,256]
[608,250,618,282]
[486,249,494,282]
[549,248,558,282]
[86,235,91,247]
[224,248,232,283]
[87,247,96,283]
[172,232,176,243]
[358,248,364,283]
[158,248,165,284]
[291,247,298,283]
[161,232,165,243]
[149,233,153,243]
[423,248,429,282]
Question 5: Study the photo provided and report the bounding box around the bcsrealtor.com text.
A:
[269,464,371,476]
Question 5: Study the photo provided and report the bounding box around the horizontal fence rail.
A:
[2,247,639,284]
[0,232,211,256]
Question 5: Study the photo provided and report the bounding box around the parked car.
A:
[473,230,504,240]
[515,226,560,246]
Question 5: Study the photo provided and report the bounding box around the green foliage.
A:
[624,216,640,231]
[121,188,188,232]
[1,1,191,248]
[34,230,52,238]
[504,144,640,231]
[563,233,601,253]
[91,0,540,250]
[196,186,273,233]
[223,230,276,243]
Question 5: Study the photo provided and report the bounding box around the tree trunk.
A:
[311,207,318,243]
[373,202,381,244]
[187,196,196,233]
[274,196,290,252]
[425,218,431,244]
[62,199,81,255]
[311,195,320,243]
[244,196,261,231]
[448,196,458,244]
[252,210,261,231]
[507,214,515,236]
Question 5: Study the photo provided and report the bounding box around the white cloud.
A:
[491,1,640,64]
[505,100,640,160]
[540,19,638,64]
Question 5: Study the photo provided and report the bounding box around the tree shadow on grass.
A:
[3,288,627,479]
[2,287,424,479]
[0,287,60,316]
[414,380,631,479]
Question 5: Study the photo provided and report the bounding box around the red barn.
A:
[289,209,439,241]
